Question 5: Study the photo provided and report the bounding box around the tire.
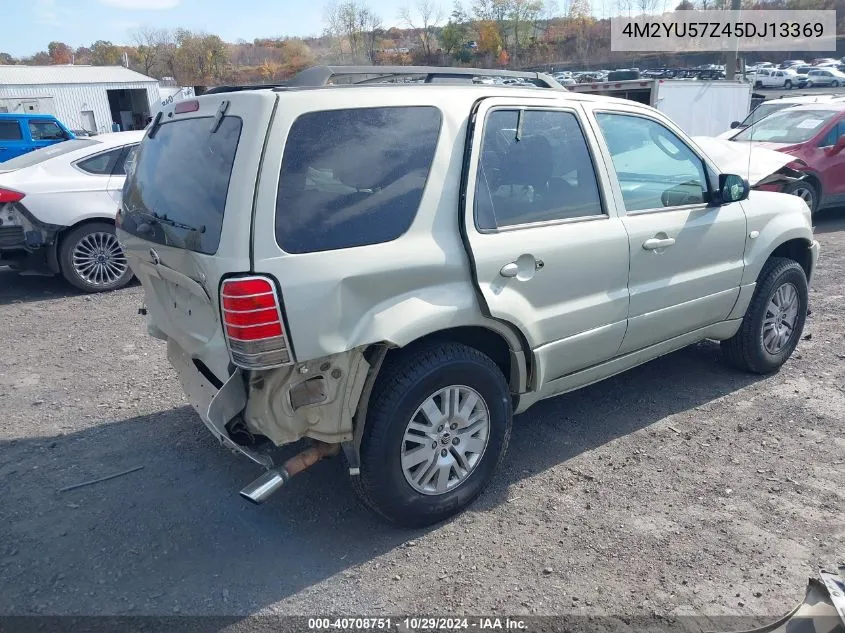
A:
[353,342,512,527]
[721,257,808,374]
[59,221,133,293]
[754,81,763,89]
[832,80,840,87]
[784,79,792,89]
[786,179,819,215]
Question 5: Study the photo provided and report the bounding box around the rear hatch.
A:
[117,91,278,382]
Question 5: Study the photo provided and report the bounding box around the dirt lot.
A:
[0,214,843,626]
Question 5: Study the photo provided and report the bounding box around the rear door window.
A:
[76,148,122,175]
[474,109,605,229]
[121,116,243,255]
[275,106,441,254]
[0,121,23,140]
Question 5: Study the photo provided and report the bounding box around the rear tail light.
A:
[0,188,25,204]
[220,276,292,369]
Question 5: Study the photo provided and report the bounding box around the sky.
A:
[3,0,423,57]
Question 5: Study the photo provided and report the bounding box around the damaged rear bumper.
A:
[167,337,374,471]
[167,339,273,468]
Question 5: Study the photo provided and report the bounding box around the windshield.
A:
[733,109,838,143]
[0,139,99,171]
[739,102,792,128]
[120,115,242,255]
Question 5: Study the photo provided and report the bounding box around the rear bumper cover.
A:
[167,338,273,469]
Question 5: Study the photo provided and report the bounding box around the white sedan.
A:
[0,131,144,292]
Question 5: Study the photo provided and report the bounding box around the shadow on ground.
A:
[0,339,765,619]
[0,268,139,306]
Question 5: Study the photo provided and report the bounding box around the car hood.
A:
[692,136,796,185]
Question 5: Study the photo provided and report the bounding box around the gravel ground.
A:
[0,213,843,625]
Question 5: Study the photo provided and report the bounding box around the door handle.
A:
[499,255,544,279]
[643,237,676,250]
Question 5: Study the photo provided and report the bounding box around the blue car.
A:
[0,113,75,162]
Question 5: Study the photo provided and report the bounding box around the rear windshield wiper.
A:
[153,213,206,234]
[128,209,205,234]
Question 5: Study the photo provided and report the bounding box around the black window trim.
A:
[111,144,139,176]
[591,108,714,216]
[272,104,444,254]
[471,104,610,235]
[72,146,126,176]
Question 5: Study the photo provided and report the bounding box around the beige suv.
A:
[117,65,819,527]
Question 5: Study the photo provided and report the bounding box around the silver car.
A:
[117,66,819,527]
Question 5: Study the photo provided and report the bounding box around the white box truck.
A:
[568,79,752,137]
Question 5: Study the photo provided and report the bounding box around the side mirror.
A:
[730,121,741,129]
[719,173,750,203]
[828,135,845,155]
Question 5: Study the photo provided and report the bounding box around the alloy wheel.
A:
[400,385,490,495]
[71,231,129,288]
[762,282,800,354]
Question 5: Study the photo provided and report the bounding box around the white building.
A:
[0,65,160,134]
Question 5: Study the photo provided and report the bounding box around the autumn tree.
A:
[48,41,73,64]
[509,0,544,63]
[132,26,169,76]
[399,0,444,63]
[91,40,123,65]
[476,19,503,63]
[174,30,229,84]
[324,1,382,61]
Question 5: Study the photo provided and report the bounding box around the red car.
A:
[731,103,845,215]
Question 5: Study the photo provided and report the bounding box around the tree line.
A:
[1,0,842,86]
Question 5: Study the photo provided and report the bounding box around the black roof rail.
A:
[286,65,563,88]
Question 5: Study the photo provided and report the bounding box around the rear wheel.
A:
[353,342,512,527]
[721,257,808,374]
[59,222,133,293]
[786,179,819,215]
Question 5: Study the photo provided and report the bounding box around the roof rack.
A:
[287,65,562,88]
[204,65,562,94]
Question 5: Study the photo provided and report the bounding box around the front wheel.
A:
[721,257,808,374]
[832,80,840,88]
[786,179,819,215]
[353,342,512,527]
[59,221,133,292]
[784,79,793,89]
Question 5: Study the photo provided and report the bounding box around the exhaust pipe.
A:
[239,441,340,504]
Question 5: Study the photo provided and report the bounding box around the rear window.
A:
[0,139,99,171]
[121,116,242,255]
[275,106,441,254]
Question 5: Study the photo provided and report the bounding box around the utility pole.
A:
[725,0,742,79]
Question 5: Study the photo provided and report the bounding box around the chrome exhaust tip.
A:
[239,468,290,504]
